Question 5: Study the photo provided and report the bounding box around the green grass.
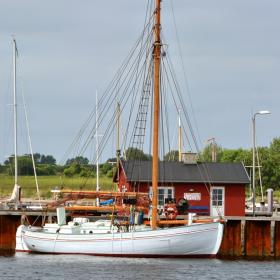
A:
[2,174,279,203]
[0,174,117,199]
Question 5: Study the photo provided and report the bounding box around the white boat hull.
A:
[20,222,223,257]
[16,225,42,252]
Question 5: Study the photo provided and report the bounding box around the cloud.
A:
[0,0,279,163]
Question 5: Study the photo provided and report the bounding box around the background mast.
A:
[96,90,100,206]
[13,39,18,187]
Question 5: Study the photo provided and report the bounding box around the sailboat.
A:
[6,39,42,209]
[5,39,21,210]
[18,0,224,257]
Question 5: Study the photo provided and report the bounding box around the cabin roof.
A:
[114,160,250,184]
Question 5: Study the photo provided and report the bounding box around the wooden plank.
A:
[245,220,271,258]
[144,220,188,226]
[0,215,21,255]
[55,190,149,197]
[274,221,280,258]
[63,205,147,212]
[218,220,242,258]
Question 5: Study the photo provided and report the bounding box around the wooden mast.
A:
[151,0,161,230]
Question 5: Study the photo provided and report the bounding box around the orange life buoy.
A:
[164,203,178,220]
[115,196,122,206]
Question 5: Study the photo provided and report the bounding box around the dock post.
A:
[271,220,275,257]
[241,219,246,256]
[274,221,280,258]
[245,220,271,258]
[218,220,242,258]
[0,215,21,255]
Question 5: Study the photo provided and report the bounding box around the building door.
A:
[210,186,225,216]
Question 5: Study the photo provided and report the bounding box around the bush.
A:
[63,162,81,177]
[106,170,113,178]
[36,164,57,176]
[101,162,113,176]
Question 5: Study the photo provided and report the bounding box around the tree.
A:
[63,162,81,177]
[80,166,95,177]
[125,147,151,161]
[36,164,57,175]
[66,156,89,166]
[6,155,34,176]
[107,157,117,164]
[199,144,223,162]
[26,153,57,164]
[220,148,251,165]
[33,153,41,163]
[164,150,179,161]
[40,155,56,165]
[262,138,280,190]
[100,162,113,176]
[0,163,7,174]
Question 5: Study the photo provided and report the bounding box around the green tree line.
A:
[164,138,280,191]
[0,138,279,191]
[200,137,280,191]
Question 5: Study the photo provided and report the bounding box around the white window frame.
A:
[210,186,225,216]
[149,186,175,209]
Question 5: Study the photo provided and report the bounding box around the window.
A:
[149,186,174,207]
[212,188,223,206]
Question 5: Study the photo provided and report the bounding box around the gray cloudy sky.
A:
[0,0,279,163]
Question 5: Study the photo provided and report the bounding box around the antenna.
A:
[207,137,217,162]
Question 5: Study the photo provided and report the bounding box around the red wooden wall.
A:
[117,167,246,216]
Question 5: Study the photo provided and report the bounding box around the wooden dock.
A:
[219,216,280,259]
[0,210,55,255]
[1,210,280,258]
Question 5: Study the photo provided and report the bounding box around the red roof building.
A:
[114,160,250,217]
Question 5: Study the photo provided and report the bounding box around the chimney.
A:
[181,152,198,164]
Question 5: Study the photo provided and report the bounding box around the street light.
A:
[252,110,271,216]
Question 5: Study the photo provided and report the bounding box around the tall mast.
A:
[13,39,18,186]
[151,0,161,230]
[96,91,100,206]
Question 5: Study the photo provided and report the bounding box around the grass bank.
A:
[0,174,116,199]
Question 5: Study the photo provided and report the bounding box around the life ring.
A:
[164,203,178,220]
[115,196,122,206]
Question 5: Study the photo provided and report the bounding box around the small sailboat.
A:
[19,0,224,257]
[5,39,41,211]
[6,39,21,211]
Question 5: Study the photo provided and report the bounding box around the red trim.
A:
[29,251,217,258]
[15,249,31,253]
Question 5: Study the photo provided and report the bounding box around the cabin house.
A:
[113,159,250,217]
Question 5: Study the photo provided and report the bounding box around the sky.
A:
[0,0,279,164]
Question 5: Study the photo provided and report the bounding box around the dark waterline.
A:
[0,253,279,280]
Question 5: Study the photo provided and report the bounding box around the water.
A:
[0,254,279,280]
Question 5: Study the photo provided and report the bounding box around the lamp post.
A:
[252,110,270,216]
